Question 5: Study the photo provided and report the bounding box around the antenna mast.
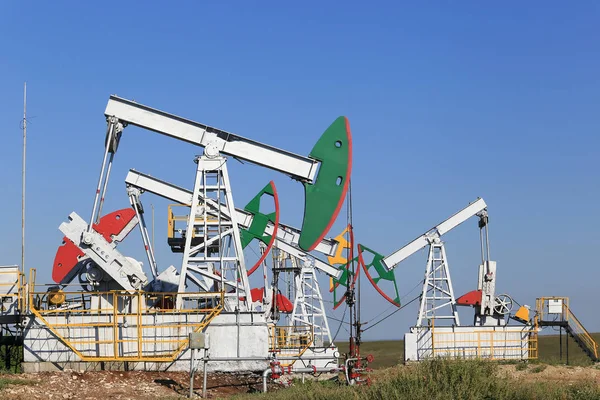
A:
[21,82,27,274]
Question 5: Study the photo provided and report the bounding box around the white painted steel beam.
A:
[382,198,487,271]
[106,96,319,181]
[125,170,338,257]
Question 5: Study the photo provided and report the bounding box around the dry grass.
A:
[338,332,600,369]
[232,359,600,400]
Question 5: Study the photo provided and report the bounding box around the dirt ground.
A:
[0,370,275,400]
[1,364,599,399]
[498,364,600,385]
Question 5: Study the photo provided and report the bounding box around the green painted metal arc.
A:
[239,182,280,276]
[331,244,401,307]
[240,183,276,248]
[358,244,401,307]
[299,117,352,251]
[332,257,358,308]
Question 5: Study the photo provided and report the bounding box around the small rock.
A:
[72,375,77,380]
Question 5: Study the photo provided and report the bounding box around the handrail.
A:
[268,324,315,367]
[563,303,599,359]
[27,288,224,362]
[25,267,227,361]
[430,328,537,360]
[535,297,598,361]
[0,267,26,314]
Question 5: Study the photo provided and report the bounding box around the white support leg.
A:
[176,155,251,310]
[416,239,460,327]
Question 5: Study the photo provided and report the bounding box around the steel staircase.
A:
[562,305,599,361]
[536,297,599,362]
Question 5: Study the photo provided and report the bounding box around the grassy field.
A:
[338,332,600,369]
[0,333,597,399]
[235,359,600,400]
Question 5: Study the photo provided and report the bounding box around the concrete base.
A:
[23,311,340,372]
[404,325,535,363]
[23,312,269,372]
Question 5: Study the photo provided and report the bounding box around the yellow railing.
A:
[535,296,570,325]
[528,330,539,359]
[269,325,314,357]
[0,267,26,314]
[268,325,315,367]
[430,328,538,360]
[269,325,314,350]
[535,297,598,360]
[27,268,224,362]
[563,305,598,359]
[167,203,220,240]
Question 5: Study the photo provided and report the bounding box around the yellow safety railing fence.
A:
[430,329,538,360]
[27,268,224,362]
[269,325,314,350]
[167,203,220,240]
[0,267,26,314]
[429,318,537,361]
[268,325,315,367]
[536,297,598,360]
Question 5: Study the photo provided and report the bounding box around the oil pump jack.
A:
[53,95,351,301]
[325,198,533,364]
[29,95,354,371]
[379,197,514,327]
[370,198,532,361]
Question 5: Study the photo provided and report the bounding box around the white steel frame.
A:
[176,156,251,310]
[416,240,460,327]
[289,263,333,347]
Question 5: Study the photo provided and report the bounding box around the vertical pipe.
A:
[262,369,272,393]
[151,203,155,253]
[202,350,208,398]
[113,292,118,358]
[21,82,26,275]
[189,345,195,398]
[479,228,485,264]
[566,332,569,365]
[137,292,142,359]
[559,327,562,362]
[485,224,491,261]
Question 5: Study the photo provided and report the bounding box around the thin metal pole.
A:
[566,331,569,365]
[485,223,491,261]
[151,203,155,251]
[559,327,562,362]
[96,152,115,221]
[21,82,27,274]
[88,122,114,230]
[202,349,208,398]
[189,347,195,398]
[479,229,485,264]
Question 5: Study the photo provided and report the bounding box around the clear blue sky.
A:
[0,2,598,341]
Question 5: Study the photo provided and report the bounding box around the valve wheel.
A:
[493,294,513,315]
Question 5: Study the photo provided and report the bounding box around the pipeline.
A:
[344,357,358,385]
[344,355,374,385]
[262,362,343,393]
[262,368,273,393]
[200,355,337,362]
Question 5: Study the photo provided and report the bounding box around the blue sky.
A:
[0,2,598,341]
